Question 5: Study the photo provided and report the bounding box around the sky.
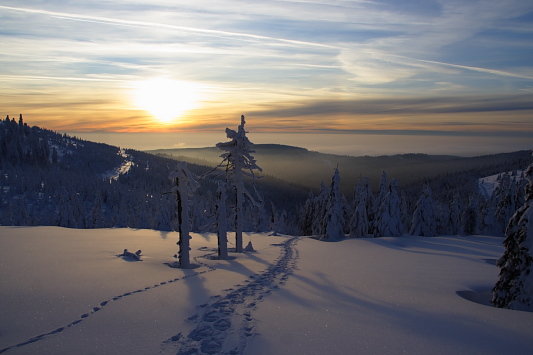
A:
[1,1,533,151]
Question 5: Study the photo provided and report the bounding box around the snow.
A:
[101,149,133,181]
[479,170,524,200]
[1,226,532,354]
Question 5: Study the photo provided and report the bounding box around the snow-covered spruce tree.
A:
[253,185,269,232]
[57,187,77,228]
[409,185,438,237]
[349,177,370,238]
[449,193,463,235]
[374,179,403,237]
[435,201,451,236]
[515,171,528,207]
[169,161,200,268]
[369,171,387,235]
[299,191,318,236]
[374,171,388,211]
[493,173,517,235]
[216,115,262,252]
[460,195,479,236]
[311,182,331,235]
[321,168,345,241]
[492,162,533,311]
[89,192,105,228]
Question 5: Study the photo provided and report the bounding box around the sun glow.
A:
[132,78,202,123]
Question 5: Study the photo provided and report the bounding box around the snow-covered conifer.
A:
[374,171,388,211]
[409,185,437,237]
[494,173,516,234]
[169,161,200,268]
[278,209,289,234]
[216,115,262,252]
[492,161,533,311]
[253,186,269,232]
[374,179,403,237]
[57,187,77,228]
[435,202,448,236]
[370,171,387,234]
[460,196,478,236]
[89,193,105,228]
[449,193,462,235]
[321,168,345,241]
[349,178,370,238]
[299,192,316,236]
[312,182,329,235]
[152,195,173,231]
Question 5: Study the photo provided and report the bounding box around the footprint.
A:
[203,311,220,322]
[200,338,223,355]
[213,318,231,331]
[49,327,64,335]
[189,325,214,341]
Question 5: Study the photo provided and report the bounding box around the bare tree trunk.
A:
[176,177,190,268]
[216,183,228,259]
[235,185,243,252]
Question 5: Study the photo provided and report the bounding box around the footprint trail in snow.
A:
[0,251,217,354]
[161,236,300,355]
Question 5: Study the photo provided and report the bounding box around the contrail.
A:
[393,54,533,81]
[0,5,336,50]
[0,74,124,82]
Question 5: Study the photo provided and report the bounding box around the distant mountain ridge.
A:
[147,144,531,195]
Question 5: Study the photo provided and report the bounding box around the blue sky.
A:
[1,0,532,138]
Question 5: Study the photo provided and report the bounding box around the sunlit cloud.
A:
[0,0,531,136]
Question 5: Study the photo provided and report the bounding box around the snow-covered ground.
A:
[0,227,532,354]
[478,170,524,200]
[102,149,134,181]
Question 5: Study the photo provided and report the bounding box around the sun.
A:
[132,78,202,123]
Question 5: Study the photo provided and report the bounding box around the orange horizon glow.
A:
[1,2,532,138]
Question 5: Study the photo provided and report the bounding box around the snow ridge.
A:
[162,236,300,355]
[0,250,219,354]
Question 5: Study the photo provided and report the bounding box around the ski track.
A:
[0,237,300,355]
[161,236,300,355]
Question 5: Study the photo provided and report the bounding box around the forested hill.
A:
[148,144,532,195]
[0,116,174,229]
[0,117,305,233]
[1,117,531,238]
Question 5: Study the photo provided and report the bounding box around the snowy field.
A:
[0,226,532,355]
